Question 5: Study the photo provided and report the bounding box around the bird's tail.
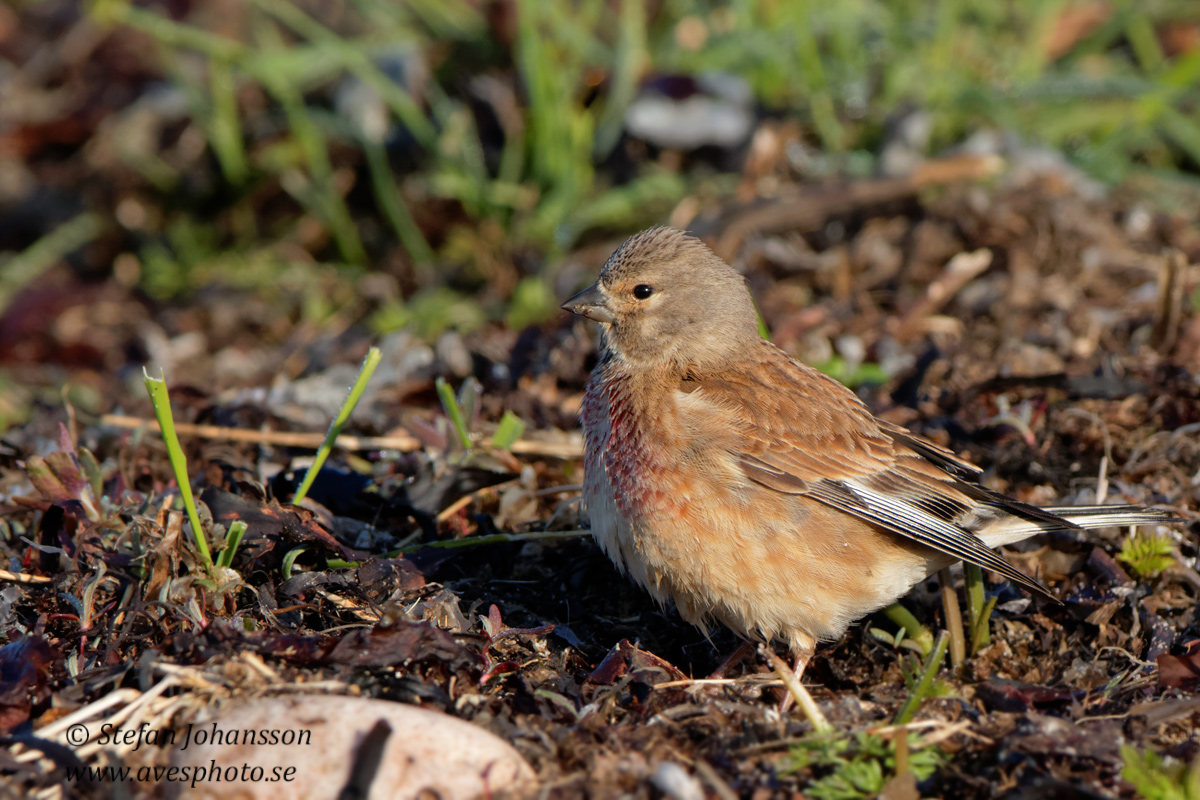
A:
[1040,504,1181,530]
[981,503,1181,548]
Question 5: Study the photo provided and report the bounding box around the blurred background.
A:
[2,0,1199,428]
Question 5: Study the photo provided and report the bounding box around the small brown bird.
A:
[563,226,1174,681]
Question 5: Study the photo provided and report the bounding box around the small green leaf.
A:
[217,520,247,569]
[78,447,104,507]
[436,377,472,451]
[1121,745,1200,800]
[281,546,310,578]
[1118,530,1176,580]
[491,411,527,451]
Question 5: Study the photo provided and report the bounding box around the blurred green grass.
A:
[78,0,1200,332]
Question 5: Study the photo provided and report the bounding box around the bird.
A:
[562,225,1177,685]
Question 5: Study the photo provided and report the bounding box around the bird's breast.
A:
[583,372,689,525]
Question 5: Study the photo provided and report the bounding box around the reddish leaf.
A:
[1158,650,1200,689]
[321,622,478,670]
[584,639,686,687]
[976,677,1078,713]
[484,604,505,639]
[0,636,61,735]
[480,660,520,684]
[201,486,364,563]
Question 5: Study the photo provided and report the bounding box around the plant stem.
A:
[964,563,990,652]
[938,568,966,667]
[883,603,935,656]
[893,630,950,725]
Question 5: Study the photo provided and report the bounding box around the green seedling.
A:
[491,411,527,451]
[1118,529,1177,580]
[25,434,104,524]
[216,521,247,569]
[143,369,212,569]
[292,347,381,505]
[882,603,934,657]
[964,564,998,653]
[435,376,473,452]
[893,630,951,726]
[1121,745,1200,800]
[281,545,311,578]
[787,730,945,800]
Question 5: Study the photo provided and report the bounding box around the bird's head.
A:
[561,227,760,370]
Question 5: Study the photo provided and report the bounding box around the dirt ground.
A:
[3,165,1199,798]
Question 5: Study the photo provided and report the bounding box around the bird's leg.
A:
[707,640,755,679]
[764,644,830,731]
[777,649,812,713]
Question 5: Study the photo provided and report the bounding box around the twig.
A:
[893,249,993,342]
[325,529,594,566]
[1151,249,1186,351]
[652,677,784,690]
[711,154,1002,261]
[0,569,51,584]
[397,529,589,555]
[694,759,740,800]
[99,414,585,459]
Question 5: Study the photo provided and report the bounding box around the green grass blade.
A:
[363,139,435,270]
[96,3,247,60]
[435,377,473,451]
[248,0,436,148]
[970,594,999,654]
[491,411,527,451]
[893,630,950,725]
[207,57,248,185]
[0,213,106,315]
[143,369,213,569]
[593,0,645,160]
[217,520,247,569]
[291,347,382,505]
[253,15,366,265]
[964,563,990,652]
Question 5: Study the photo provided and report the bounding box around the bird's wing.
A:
[683,342,1054,597]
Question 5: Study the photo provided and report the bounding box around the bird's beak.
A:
[561,282,615,324]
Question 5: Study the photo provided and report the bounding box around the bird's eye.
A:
[633,284,654,300]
